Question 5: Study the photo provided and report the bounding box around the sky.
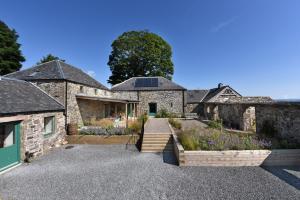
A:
[1,0,300,99]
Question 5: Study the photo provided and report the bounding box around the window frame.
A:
[43,116,55,137]
[79,86,84,93]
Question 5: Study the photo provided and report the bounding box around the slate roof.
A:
[187,90,209,103]
[201,86,227,102]
[0,77,64,115]
[5,60,108,90]
[111,77,186,91]
[187,85,242,103]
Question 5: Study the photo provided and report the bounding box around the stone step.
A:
[143,134,171,138]
[142,140,172,144]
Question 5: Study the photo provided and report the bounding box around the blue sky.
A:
[1,0,300,99]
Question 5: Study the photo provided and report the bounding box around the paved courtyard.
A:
[0,145,300,200]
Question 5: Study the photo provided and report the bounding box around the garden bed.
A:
[67,135,139,145]
[169,119,300,166]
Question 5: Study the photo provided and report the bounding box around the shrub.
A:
[128,120,141,133]
[79,127,129,135]
[155,108,170,118]
[87,118,114,129]
[207,120,222,129]
[138,113,148,123]
[242,136,260,150]
[178,130,199,150]
[168,118,182,129]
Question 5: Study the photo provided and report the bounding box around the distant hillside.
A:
[275,99,300,102]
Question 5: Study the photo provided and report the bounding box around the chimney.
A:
[218,83,223,88]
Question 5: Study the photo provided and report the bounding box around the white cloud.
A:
[86,70,96,78]
[211,17,238,33]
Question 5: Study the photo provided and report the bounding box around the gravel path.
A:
[0,145,299,200]
[144,118,171,134]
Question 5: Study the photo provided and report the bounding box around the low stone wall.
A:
[67,135,139,145]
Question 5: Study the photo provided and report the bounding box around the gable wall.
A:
[31,80,66,106]
[138,90,185,116]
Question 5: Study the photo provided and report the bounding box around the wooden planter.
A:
[169,124,300,167]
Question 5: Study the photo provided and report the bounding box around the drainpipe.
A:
[182,90,185,116]
[64,81,68,131]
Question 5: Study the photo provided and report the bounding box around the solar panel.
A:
[135,78,158,87]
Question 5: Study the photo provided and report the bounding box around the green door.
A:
[0,122,20,172]
[148,103,157,117]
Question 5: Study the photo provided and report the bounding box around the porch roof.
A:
[76,94,139,103]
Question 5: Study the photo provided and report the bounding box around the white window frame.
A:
[44,116,55,136]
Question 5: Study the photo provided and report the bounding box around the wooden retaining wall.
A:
[179,149,300,166]
[67,135,139,145]
[170,125,300,167]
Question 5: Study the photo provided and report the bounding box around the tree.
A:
[37,54,65,64]
[0,20,25,75]
[107,30,174,85]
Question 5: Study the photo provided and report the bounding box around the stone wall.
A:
[185,104,199,113]
[112,91,138,101]
[32,80,66,106]
[66,82,113,125]
[256,104,300,143]
[20,112,66,160]
[138,90,184,115]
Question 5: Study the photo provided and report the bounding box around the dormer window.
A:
[79,86,84,93]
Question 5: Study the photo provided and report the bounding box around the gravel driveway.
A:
[0,145,299,200]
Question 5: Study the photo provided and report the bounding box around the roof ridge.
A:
[111,77,135,88]
[4,60,58,77]
[0,76,31,83]
[56,60,65,79]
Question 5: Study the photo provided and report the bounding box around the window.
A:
[94,89,98,95]
[170,102,173,107]
[44,117,55,136]
[79,86,84,93]
[0,123,15,148]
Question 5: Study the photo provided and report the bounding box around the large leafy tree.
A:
[107,30,174,85]
[37,54,65,64]
[0,20,25,75]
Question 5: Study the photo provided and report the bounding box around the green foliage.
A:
[177,129,270,151]
[128,120,141,133]
[107,30,174,85]
[155,109,170,118]
[37,54,65,64]
[178,130,199,150]
[155,109,177,118]
[207,120,222,129]
[0,20,25,75]
[168,118,182,129]
[138,113,148,123]
[242,136,259,150]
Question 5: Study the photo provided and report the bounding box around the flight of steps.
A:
[141,134,173,153]
[184,113,198,119]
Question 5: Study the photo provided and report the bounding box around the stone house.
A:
[0,77,65,172]
[186,83,242,118]
[111,77,187,117]
[5,60,139,126]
